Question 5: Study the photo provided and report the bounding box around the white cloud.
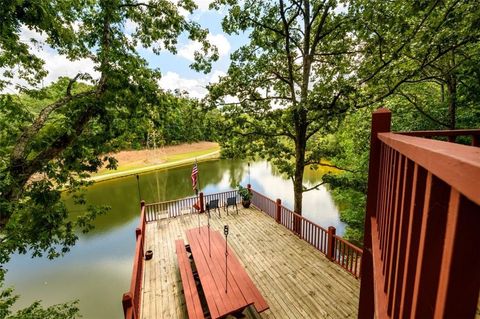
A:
[209,70,226,83]
[178,33,231,62]
[124,19,139,35]
[159,72,206,98]
[2,26,98,93]
[159,70,226,99]
[195,0,214,11]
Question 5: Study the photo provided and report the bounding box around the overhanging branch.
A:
[303,181,326,192]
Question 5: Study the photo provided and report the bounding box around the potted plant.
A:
[238,185,253,208]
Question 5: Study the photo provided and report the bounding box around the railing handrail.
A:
[283,205,329,234]
[397,128,480,137]
[379,132,480,205]
[333,234,363,254]
[250,189,329,233]
[145,190,239,207]
[144,195,197,207]
[250,188,362,278]
[122,203,146,319]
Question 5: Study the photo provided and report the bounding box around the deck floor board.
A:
[141,207,360,318]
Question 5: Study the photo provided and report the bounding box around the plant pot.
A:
[241,199,251,208]
[145,250,153,260]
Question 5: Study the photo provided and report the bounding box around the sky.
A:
[152,2,249,98]
[6,0,248,99]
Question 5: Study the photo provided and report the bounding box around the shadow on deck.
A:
[141,207,359,318]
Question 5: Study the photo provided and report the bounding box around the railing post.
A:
[199,192,204,213]
[140,200,145,223]
[122,292,134,318]
[472,134,480,147]
[275,199,281,223]
[359,107,391,318]
[327,226,336,261]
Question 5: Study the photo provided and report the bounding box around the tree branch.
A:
[303,181,326,192]
[119,2,155,9]
[397,91,450,128]
[305,160,356,173]
[310,5,331,55]
[279,0,297,105]
[10,90,95,165]
[66,73,82,97]
[359,0,441,85]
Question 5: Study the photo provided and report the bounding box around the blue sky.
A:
[147,4,249,98]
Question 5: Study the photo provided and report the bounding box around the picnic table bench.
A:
[186,226,269,318]
[175,239,205,319]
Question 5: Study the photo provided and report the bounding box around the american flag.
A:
[191,161,198,191]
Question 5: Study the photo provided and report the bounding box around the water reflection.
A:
[5,159,344,319]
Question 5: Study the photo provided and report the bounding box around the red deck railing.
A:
[358,108,480,319]
[122,201,146,319]
[250,189,362,278]
[144,190,240,221]
[141,188,362,278]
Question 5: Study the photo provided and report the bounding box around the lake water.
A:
[4,159,345,319]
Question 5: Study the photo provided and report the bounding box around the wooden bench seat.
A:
[175,239,205,319]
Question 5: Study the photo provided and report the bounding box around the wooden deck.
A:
[141,206,360,319]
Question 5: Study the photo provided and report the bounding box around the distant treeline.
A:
[13,78,222,151]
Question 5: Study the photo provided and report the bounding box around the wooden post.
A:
[122,292,134,318]
[140,200,145,223]
[472,134,479,147]
[275,199,281,223]
[200,192,204,213]
[327,226,336,261]
[358,107,391,318]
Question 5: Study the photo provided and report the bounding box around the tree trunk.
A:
[447,52,457,130]
[447,76,457,130]
[292,109,307,234]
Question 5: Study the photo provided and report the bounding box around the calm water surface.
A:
[5,160,345,319]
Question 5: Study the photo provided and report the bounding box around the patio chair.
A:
[191,200,201,214]
[206,199,221,217]
[224,196,238,215]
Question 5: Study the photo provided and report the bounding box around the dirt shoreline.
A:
[98,141,219,171]
[90,141,220,182]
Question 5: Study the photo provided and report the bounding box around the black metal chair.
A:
[207,199,221,217]
[224,196,238,215]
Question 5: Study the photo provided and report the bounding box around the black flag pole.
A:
[191,159,200,231]
[136,174,141,202]
[197,160,200,233]
[224,225,229,293]
[208,213,211,257]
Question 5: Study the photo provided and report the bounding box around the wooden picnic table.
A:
[186,226,269,318]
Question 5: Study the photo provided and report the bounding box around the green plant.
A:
[237,185,252,201]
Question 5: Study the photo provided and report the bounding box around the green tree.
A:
[209,0,360,217]
[209,0,478,218]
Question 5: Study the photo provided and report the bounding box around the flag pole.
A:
[191,158,200,231]
[195,159,200,232]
